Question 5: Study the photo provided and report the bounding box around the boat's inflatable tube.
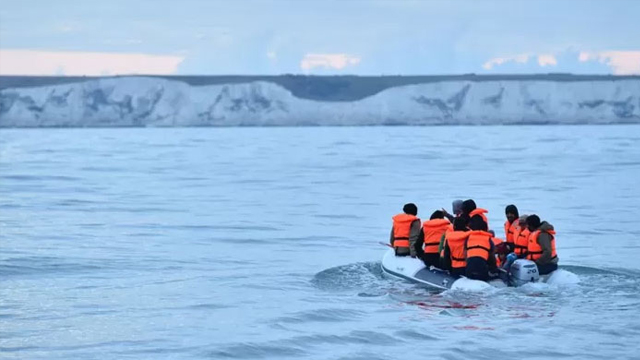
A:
[381,249,543,290]
[381,249,458,290]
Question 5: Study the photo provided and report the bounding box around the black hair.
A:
[453,217,467,231]
[505,204,519,217]
[468,215,488,231]
[526,214,541,229]
[403,203,418,216]
[430,210,444,220]
[462,199,477,215]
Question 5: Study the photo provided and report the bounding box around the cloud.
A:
[300,53,361,71]
[483,50,640,74]
[578,51,640,74]
[482,53,530,70]
[537,54,557,67]
[0,49,185,75]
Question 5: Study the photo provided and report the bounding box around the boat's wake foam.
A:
[546,269,581,286]
[312,261,640,327]
[313,262,626,298]
[449,278,497,292]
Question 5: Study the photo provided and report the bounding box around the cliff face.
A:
[1,76,639,127]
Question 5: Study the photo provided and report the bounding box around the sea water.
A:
[1,125,639,359]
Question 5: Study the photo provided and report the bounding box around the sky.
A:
[0,0,639,76]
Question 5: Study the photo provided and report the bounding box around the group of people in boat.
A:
[389,199,558,281]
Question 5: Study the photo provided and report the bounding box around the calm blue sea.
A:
[1,125,640,359]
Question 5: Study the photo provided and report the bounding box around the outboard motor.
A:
[508,259,540,287]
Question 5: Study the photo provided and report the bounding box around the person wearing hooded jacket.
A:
[442,199,463,223]
[504,204,520,244]
[390,203,421,257]
[525,214,559,275]
[462,199,490,228]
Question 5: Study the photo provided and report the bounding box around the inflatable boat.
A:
[380,248,541,290]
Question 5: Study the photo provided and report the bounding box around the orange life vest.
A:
[527,229,557,261]
[445,231,469,269]
[422,219,451,254]
[469,208,489,227]
[513,228,530,256]
[465,230,493,261]
[504,220,521,243]
[392,214,419,248]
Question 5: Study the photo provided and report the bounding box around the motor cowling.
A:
[509,259,540,287]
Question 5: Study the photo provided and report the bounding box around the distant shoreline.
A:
[2,76,639,127]
[2,74,639,102]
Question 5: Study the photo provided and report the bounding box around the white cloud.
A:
[484,50,640,74]
[482,53,530,70]
[266,51,277,60]
[537,54,557,67]
[579,51,640,74]
[0,49,185,75]
[300,53,361,71]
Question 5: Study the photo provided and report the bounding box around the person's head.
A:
[495,242,510,257]
[453,217,467,231]
[462,199,477,215]
[403,203,418,216]
[518,215,528,227]
[468,215,488,231]
[526,214,541,231]
[452,200,464,216]
[430,210,444,220]
[505,204,519,223]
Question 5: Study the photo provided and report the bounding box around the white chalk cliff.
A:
[1,77,639,126]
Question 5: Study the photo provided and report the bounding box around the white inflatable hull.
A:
[380,249,546,290]
[380,249,459,290]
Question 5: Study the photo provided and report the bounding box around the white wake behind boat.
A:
[380,248,542,290]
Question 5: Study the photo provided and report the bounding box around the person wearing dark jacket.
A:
[415,210,450,267]
[526,215,559,275]
[504,204,520,244]
[463,198,489,228]
[390,203,421,257]
[461,199,477,217]
[441,217,469,276]
[442,199,463,223]
[464,215,497,281]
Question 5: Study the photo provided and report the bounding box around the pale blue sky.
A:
[0,0,639,75]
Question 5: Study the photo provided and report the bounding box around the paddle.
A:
[378,241,393,248]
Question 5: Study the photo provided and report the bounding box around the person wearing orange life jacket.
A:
[415,210,451,267]
[512,215,530,257]
[504,204,521,245]
[440,217,469,277]
[462,199,490,229]
[438,200,464,262]
[390,203,421,257]
[525,215,558,275]
[464,215,497,281]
